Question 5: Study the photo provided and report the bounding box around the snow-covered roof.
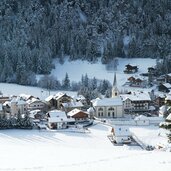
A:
[67,108,88,117]
[159,105,167,114]
[165,95,171,101]
[167,73,171,77]
[29,110,41,118]
[45,92,72,102]
[163,83,171,89]
[166,113,171,121]
[157,93,165,98]
[120,91,151,101]
[92,97,123,107]
[87,107,95,114]
[27,98,44,105]
[3,101,10,106]
[10,97,27,105]
[45,95,54,102]
[72,95,86,101]
[62,101,83,108]
[134,115,149,121]
[47,110,74,123]
[19,94,33,101]
[113,126,131,137]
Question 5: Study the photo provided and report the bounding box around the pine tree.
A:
[62,73,70,90]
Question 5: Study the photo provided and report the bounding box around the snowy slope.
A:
[0,123,171,171]
[0,83,77,99]
[51,58,156,89]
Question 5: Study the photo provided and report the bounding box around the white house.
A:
[91,73,124,118]
[27,98,47,111]
[120,91,151,113]
[46,110,74,129]
[10,97,27,115]
[111,126,132,144]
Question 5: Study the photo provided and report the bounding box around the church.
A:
[91,73,124,118]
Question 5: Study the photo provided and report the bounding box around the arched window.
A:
[108,107,115,118]
[98,108,103,117]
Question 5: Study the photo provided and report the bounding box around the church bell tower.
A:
[112,72,119,98]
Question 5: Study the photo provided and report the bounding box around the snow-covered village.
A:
[1,0,171,170]
[0,57,171,170]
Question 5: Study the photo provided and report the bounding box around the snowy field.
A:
[0,58,156,98]
[0,123,171,171]
[51,57,156,89]
[0,83,77,99]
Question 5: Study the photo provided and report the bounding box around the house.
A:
[165,95,171,106]
[61,101,84,112]
[67,109,89,122]
[159,105,170,118]
[46,110,74,129]
[72,95,87,106]
[0,96,10,104]
[19,94,35,101]
[91,73,124,118]
[27,98,47,112]
[120,91,151,113]
[166,113,171,122]
[45,92,72,110]
[155,94,165,107]
[111,126,132,144]
[124,64,138,74]
[127,76,147,87]
[29,109,44,120]
[1,97,27,118]
[158,83,171,93]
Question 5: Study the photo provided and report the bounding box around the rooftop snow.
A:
[120,91,151,101]
[92,97,123,107]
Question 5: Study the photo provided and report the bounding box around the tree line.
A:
[0,0,171,85]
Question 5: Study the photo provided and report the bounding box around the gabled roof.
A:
[163,83,171,89]
[47,110,74,123]
[67,108,88,117]
[166,113,171,121]
[91,97,123,107]
[45,92,72,102]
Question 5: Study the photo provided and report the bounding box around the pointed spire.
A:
[113,72,117,87]
[112,72,119,98]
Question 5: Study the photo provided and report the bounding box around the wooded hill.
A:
[0,0,171,84]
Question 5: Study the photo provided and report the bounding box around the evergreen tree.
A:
[62,73,70,90]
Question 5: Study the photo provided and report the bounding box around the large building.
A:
[91,73,123,118]
[120,91,151,113]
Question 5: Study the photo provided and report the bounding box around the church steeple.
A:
[112,72,119,98]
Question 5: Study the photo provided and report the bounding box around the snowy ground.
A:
[0,83,77,99]
[0,123,171,171]
[51,57,156,89]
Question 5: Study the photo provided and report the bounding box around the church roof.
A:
[91,97,123,107]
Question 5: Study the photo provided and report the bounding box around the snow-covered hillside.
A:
[0,123,170,171]
[0,83,77,99]
[51,58,156,88]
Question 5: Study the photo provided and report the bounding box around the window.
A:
[98,108,103,117]
[108,107,115,118]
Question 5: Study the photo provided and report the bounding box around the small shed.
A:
[111,126,132,144]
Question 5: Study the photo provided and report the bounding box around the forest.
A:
[0,0,171,85]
